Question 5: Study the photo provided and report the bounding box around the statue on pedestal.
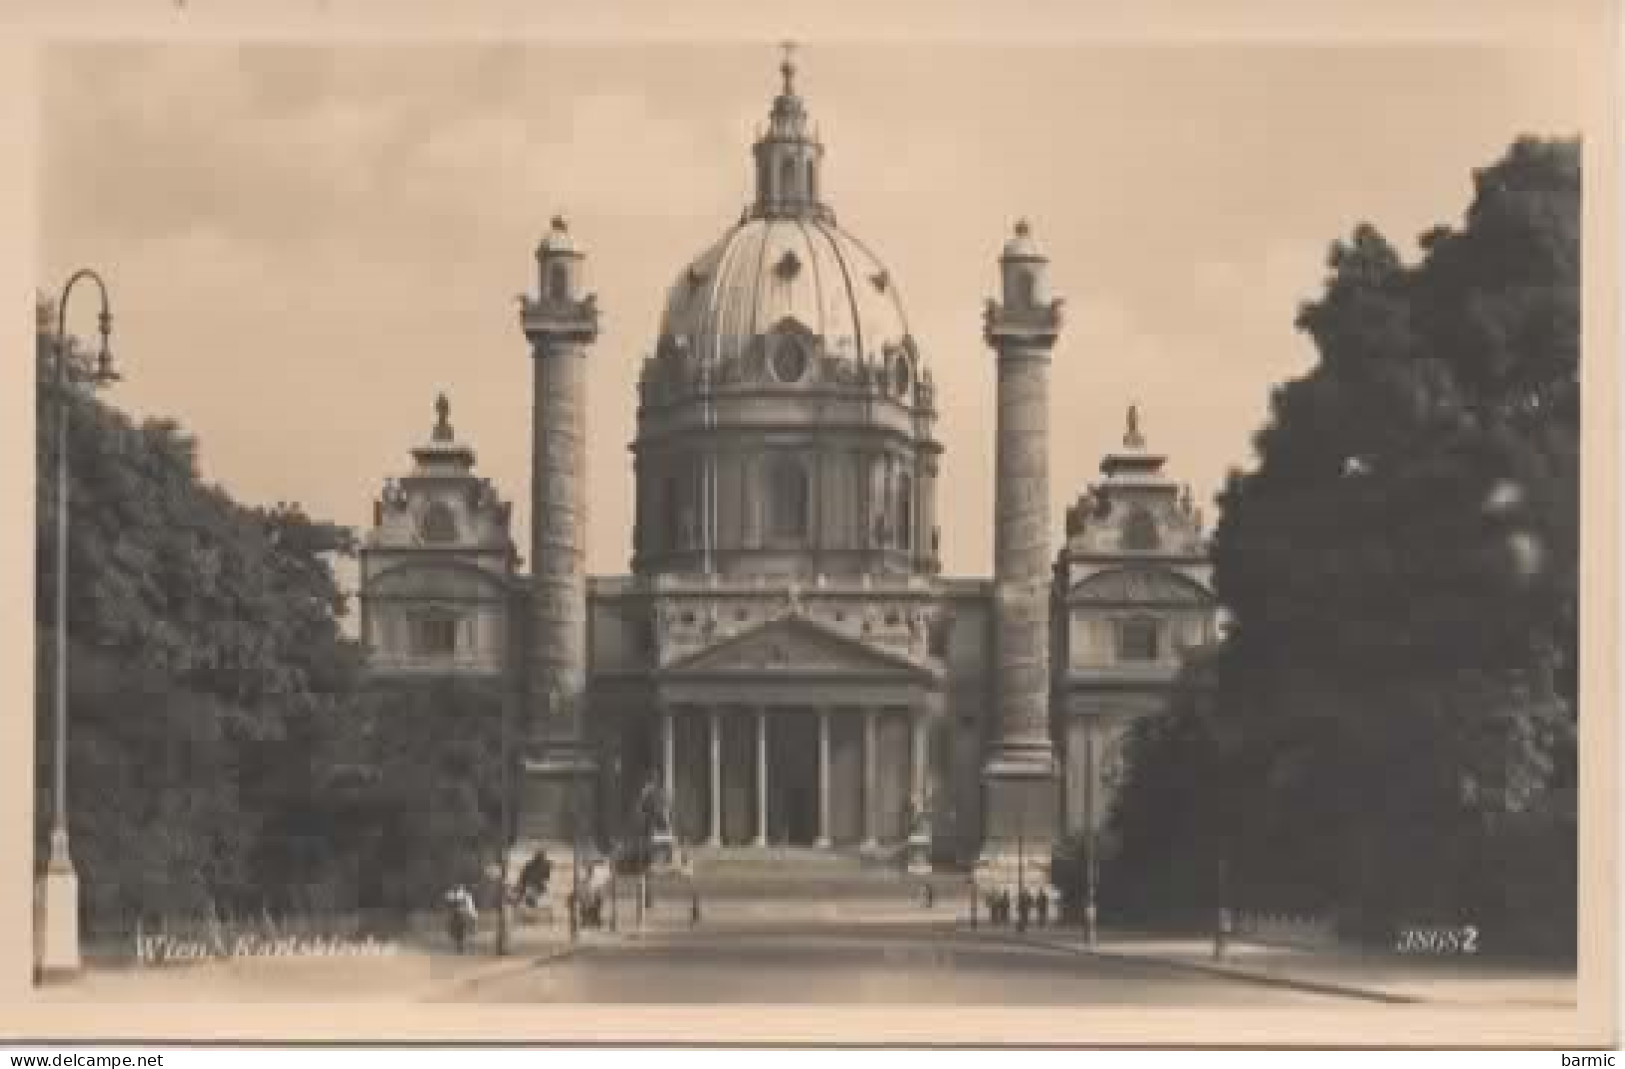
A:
[636,773,675,869]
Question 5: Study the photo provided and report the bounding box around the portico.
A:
[648,612,943,852]
[654,702,932,849]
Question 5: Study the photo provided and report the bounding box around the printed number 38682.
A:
[1395,926,1479,953]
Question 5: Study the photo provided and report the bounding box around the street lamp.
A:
[37,269,117,980]
[1082,729,1099,947]
[494,632,517,957]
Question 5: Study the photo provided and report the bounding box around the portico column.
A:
[662,707,676,800]
[910,712,927,806]
[862,708,878,848]
[754,708,768,847]
[707,708,721,847]
[815,708,832,848]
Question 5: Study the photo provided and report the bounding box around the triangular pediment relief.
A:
[659,615,935,680]
[1069,566,1211,606]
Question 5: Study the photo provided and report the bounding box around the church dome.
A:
[630,49,942,582]
[658,216,912,371]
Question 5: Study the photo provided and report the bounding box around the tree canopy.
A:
[34,308,504,933]
[1103,137,1579,954]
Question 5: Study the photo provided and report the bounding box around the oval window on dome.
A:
[770,337,811,384]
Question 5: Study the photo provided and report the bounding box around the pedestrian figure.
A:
[690,889,701,927]
[444,885,478,954]
[922,882,935,909]
[518,849,552,908]
[1017,887,1033,931]
[1036,887,1050,928]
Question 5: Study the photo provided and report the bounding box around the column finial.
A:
[779,39,798,95]
[1124,403,1145,450]
[433,392,453,441]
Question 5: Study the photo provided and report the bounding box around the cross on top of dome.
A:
[780,40,798,96]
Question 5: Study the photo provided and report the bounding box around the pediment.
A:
[367,560,509,602]
[1069,567,1211,606]
[659,614,934,680]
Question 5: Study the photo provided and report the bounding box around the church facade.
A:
[358,56,1217,872]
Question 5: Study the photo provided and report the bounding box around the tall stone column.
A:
[517,216,602,861]
[981,219,1063,864]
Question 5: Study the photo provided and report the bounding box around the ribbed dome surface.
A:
[659,216,912,369]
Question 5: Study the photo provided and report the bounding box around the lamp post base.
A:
[34,831,80,981]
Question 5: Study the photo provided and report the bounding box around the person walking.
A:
[1017,886,1033,932]
[518,849,552,908]
[1035,886,1050,928]
[444,885,478,954]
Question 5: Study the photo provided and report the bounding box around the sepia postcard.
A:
[1,0,1618,1050]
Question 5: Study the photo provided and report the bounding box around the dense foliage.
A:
[1102,138,1579,955]
[33,314,507,935]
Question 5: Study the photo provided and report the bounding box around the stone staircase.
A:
[642,846,969,903]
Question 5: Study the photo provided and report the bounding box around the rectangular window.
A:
[1117,618,1160,662]
[416,616,458,657]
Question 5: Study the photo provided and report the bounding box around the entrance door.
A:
[767,710,819,846]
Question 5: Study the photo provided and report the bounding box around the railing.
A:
[1232,911,1341,951]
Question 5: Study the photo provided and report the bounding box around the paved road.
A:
[443,923,1340,1004]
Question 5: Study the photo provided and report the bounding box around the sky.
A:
[39,41,1586,594]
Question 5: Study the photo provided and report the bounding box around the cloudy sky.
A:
[40,42,1585,592]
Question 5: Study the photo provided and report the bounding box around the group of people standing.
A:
[984,885,1053,928]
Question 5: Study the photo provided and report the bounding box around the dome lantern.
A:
[751,42,830,223]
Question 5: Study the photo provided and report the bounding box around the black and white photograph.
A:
[9,0,1618,1051]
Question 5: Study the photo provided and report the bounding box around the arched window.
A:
[805,158,818,201]
[767,455,810,542]
[420,501,458,544]
[548,263,571,301]
[896,473,914,550]
[414,612,459,657]
[779,156,798,201]
[1122,506,1160,550]
[1117,617,1160,662]
[1013,268,1037,309]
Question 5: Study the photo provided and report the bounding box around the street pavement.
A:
[1018,930,1577,1007]
[438,922,1341,1004]
[34,912,1575,1007]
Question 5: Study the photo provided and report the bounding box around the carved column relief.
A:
[531,341,589,737]
[991,343,1055,768]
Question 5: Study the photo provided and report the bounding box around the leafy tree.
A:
[34,304,362,930]
[1106,138,1578,955]
[314,677,509,923]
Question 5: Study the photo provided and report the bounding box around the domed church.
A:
[359,51,1217,879]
